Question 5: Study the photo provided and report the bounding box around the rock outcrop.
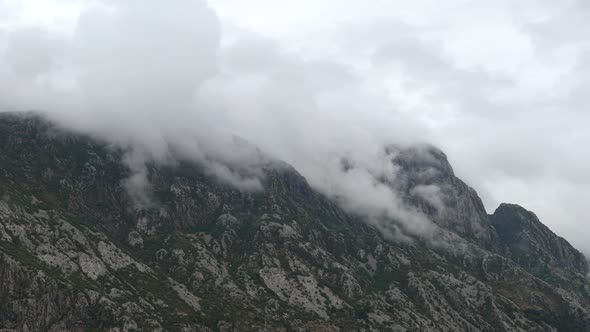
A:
[0,113,589,331]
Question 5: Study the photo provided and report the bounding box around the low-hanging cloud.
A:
[0,0,438,240]
[210,0,590,256]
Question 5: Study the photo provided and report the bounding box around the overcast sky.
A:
[0,0,589,255]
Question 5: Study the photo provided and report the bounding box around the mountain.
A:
[0,113,589,331]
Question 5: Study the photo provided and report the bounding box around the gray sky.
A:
[0,0,589,255]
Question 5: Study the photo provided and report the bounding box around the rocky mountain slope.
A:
[0,113,589,331]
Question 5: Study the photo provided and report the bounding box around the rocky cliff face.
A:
[387,145,496,246]
[0,113,589,331]
[491,203,588,285]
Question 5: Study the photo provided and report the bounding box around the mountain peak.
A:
[388,143,455,179]
[491,202,588,276]
[1,113,590,330]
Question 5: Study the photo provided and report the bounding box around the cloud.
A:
[3,27,60,77]
[1,0,589,255]
[0,0,439,241]
[410,184,445,212]
[251,0,590,255]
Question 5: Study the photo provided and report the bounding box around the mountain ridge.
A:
[0,112,589,331]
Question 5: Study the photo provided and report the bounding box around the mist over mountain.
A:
[0,0,441,243]
[1,0,590,331]
[0,113,589,331]
[1,0,589,255]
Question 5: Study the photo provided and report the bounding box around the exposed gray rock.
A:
[0,113,588,331]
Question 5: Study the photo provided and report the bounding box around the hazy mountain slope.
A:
[0,113,589,331]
